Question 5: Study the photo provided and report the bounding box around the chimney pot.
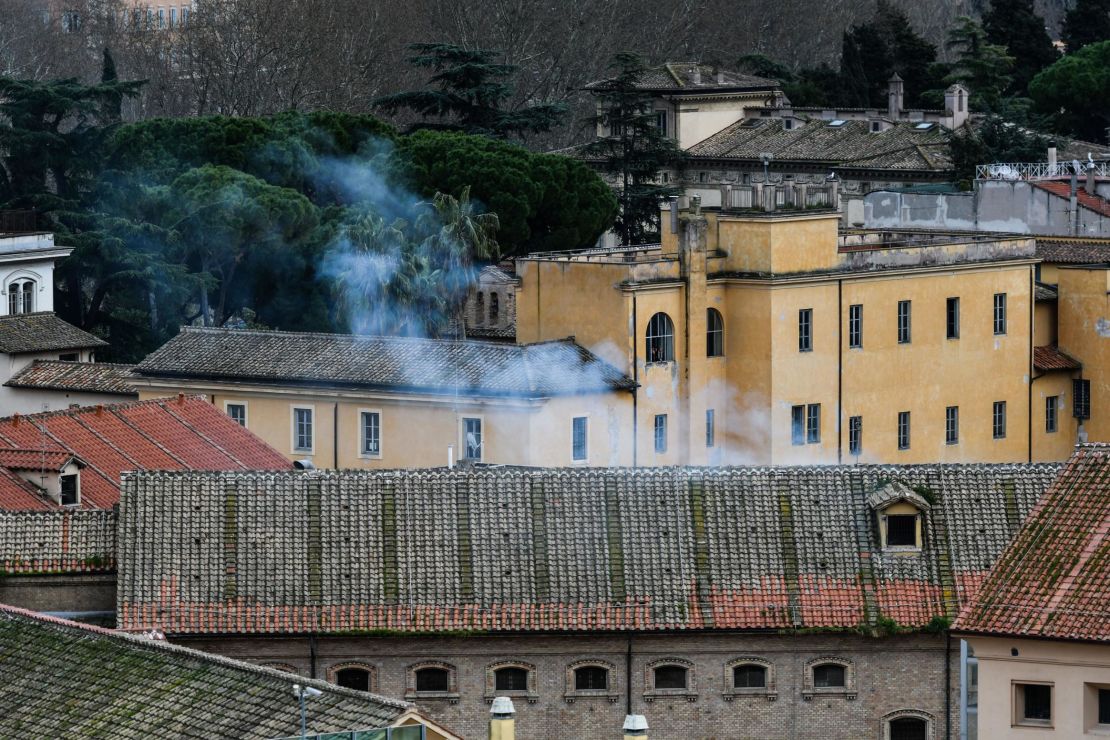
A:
[12,413,19,427]
[95,405,103,417]
[717,70,724,84]
[692,66,701,85]
[176,393,185,406]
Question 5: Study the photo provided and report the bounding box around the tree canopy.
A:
[1029,40,1110,145]
[1062,0,1110,53]
[982,0,1059,95]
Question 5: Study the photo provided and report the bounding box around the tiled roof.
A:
[5,360,137,396]
[0,509,116,569]
[0,448,79,472]
[0,312,107,354]
[1034,283,1057,301]
[116,465,1060,636]
[586,62,780,92]
[135,327,636,397]
[1033,345,1082,372]
[1033,180,1110,218]
[0,396,290,510]
[955,444,1110,642]
[0,603,413,738]
[0,468,55,511]
[1036,238,1110,264]
[686,118,952,171]
[478,264,517,283]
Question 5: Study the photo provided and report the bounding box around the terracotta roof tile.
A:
[1036,238,1110,264]
[0,313,106,354]
[955,444,1110,642]
[0,449,78,471]
[116,465,1060,636]
[1033,180,1110,218]
[1034,345,1082,372]
[0,509,116,570]
[0,603,414,738]
[0,468,54,510]
[5,360,136,395]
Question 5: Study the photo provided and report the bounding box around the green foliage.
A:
[582,52,684,245]
[924,615,952,633]
[838,1,942,109]
[983,0,1059,95]
[1030,40,1110,144]
[949,116,1053,189]
[1062,0,1110,53]
[944,17,1015,113]
[374,43,567,139]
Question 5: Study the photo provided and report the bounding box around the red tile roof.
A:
[0,468,54,510]
[955,444,1110,642]
[1033,345,1082,372]
[0,397,290,510]
[0,449,78,472]
[1033,180,1110,218]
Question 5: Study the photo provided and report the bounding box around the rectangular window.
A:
[1074,379,1091,419]
[572,416,588,461]
[945,406,959,445]
[798,308,812,352]
[848,304,862,349]
[1016,682,1052,724]
[705,409,715,448]
[993,401,1007,439]
[463,417,482,460]
[994,293,1007,335]
[848,416,862,456]
[653,414,667,453]
[226,403,247,427]
[898,411,910,450]
[946,297,960,339]
[791,405,805,445]
[1099,687,1110,725]
[60,474,78,506]
[1045,396,1058,434]
[897,300,912,344]
[293,407,313,452]
[361,411,381,456]
[806,404,820,443]
[654,110,667,136]
[168,6,176,26]
[886,514,917,547]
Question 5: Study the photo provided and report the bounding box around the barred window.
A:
[646,312,675,363]
[495,667,529,692]
[575,665,609,691]
[415,667,450,693]
[733,664,766,689]
[654,665,688,690]
[813,663,846,688]
[1074,379,1091,420]
[946,297,960,339]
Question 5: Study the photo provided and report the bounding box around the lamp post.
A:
[292,683,323,739]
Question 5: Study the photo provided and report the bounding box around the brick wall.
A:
[178,631,959,740]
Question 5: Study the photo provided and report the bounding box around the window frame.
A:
[7,277,36,315]
[885,513,920,549]
[791,405,805,446]
[359,408,382,458]
[1074,379,1091,420]
[646,312,675,364]
[803,657,855,699]
[291,405,314,454]
[798,308,813,352]
[945,406,959,445]
[644,658,696,701]
[881,709,935,740]
[946,297,960,340]
[564,659,619,703]
[706,308,724,357]
[806,403,821,444]
[705,409,715,448]
[848,415,862,457]
[897,300,912,344]
[898,411,911,451]
[848,303,862,349]
[485,661,538,703]
[405,661,459,703]
[225,401,248,428]
[653,414,668,454]
[327,662,377,693]
[1013,681,1053,727]
[993,400,1007,440]
[993,292,1007,336]
[1045,395,1058,434]
[59,472,79,507]
[723,657,776,701]
[462,416,484,462]
[571,415,589,463]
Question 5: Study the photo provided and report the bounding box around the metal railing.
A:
[976,161,1109,180]
[0,210,38,234]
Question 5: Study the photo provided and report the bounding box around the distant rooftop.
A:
[0,313,106,355]
[586,61,780,93]
[5,360,137,396]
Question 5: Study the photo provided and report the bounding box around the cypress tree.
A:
[982,0,1059,94]
[1062,0,1110,53]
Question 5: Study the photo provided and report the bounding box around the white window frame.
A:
[359,408,382,459]
[571,415,588,463]
[1045,395,1058,434]
[897,300,912,344]
[848,303,862,349]
[224,401,248,427]
[993,400,1007,440]
[848,415,862,456]
[898,410,911,450]
[945,405,958,445]
[291,405,315,454]
[994,292,1007,335]
[461,415,484,462]
[653,414,667,454]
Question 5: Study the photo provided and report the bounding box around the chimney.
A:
[95,404,103,417]
[944,85,969,129]
[716,69,724,84]
[12,413,19,428]
[176,392,186,406]
[623,715,649,739]
[887,73,904,121]
[692,65,701,85]
[490,697,515,740]
[1086,158,1097,195]
[1047,145,1057,175]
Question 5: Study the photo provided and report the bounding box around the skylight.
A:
[914,122,935,130]
[827,120,846,127]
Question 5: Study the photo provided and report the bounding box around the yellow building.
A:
[516,200,1047,465]
[130,331,636,469]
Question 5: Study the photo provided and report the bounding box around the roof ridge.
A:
[0,394,209,423]
[178,325,518,347]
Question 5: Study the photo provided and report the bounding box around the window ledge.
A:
[802,689,856,700]
[563,690,620,704]
[358,453,382,460]
[1013,719,1052,729]
[485,691,538,704]
[883,545,922,555]
[405,691,459,704]
[723,689,777,702]
[643,690,697,702]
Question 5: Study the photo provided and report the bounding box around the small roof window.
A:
[827,120,846,127]
[914,122,935,130]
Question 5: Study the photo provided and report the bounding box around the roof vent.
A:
[294,459,315,470]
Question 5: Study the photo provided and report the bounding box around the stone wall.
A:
[177,631,958,740]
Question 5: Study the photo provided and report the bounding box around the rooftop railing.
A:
[976,161,1109,181]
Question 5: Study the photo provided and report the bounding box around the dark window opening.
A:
[791,405,805,446]
[646,313,675,363]
[993,400,1007,440]
[946,297,960,339]
[806,404,820,443]
[228,404,247,427]
[489,293,499,323]
[654,414,668,454]
[653,665,688,690]
[1074,379,1091,420]
[1022,683,1051,721]
[848,416,862,456]
[886,514,917,547]
[945,406,959,445]
[59,352,78,362]
[575,665,609,691]
[848,304,862,348]
[60,474,78,506]
[798,308,813,352]
[897,300,912,344]
[707,308,724,357]
[733,664,766,689]
[813,663,846,688]
[889,717,928,740]
[1046,396,1058,433]
[415,667,450,693]
[994,293,1007,335]
[1098,687,1110,724]
[495,667,529,692]
[898,411,911,450]
[336,668,371,692]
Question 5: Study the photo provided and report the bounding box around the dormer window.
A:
[8,278,35,314]
[60,473,79,506]
[885,514,917,547]
[869,481,929,552]
[870,121,882,133]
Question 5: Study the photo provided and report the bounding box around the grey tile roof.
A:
[116,464,1061,636]
[686,118,952,171]
[1037,239,1110,264]
[0,603,413,738]
[586,62,780,93]
[135,327,635,397]
[0,313,107,354]
[0,510,116,570]
[5,360,137,395]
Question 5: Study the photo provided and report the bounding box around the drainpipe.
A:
[309,633,317,679]
[1070,171,1079,236]
[632,295,639,468]
[626,635,634,715]
[333,403,339,469]
[945,631,952,740]
[837,279,844,464]
[1027,267,1034,463]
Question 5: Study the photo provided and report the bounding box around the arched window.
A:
[416,667,450,693]
[575,665,609,691]
[889,716,928,740]
[8,278,34,315]
[803,657,854,699]
[495,666,529,691]
[335,667,371,692]
[813,663,845,688]
[733,663,766,688]
[490,293,499,323]
[654,664,688,690]
[707,308,724,357]
[646,312,674,363]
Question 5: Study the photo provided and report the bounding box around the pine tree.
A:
[982,0,1059,94]
[374,43,566,139]
[581,53,684,246]
[837,1,939,109]
[945,16,1015,113]
[1062,0,1110,53]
